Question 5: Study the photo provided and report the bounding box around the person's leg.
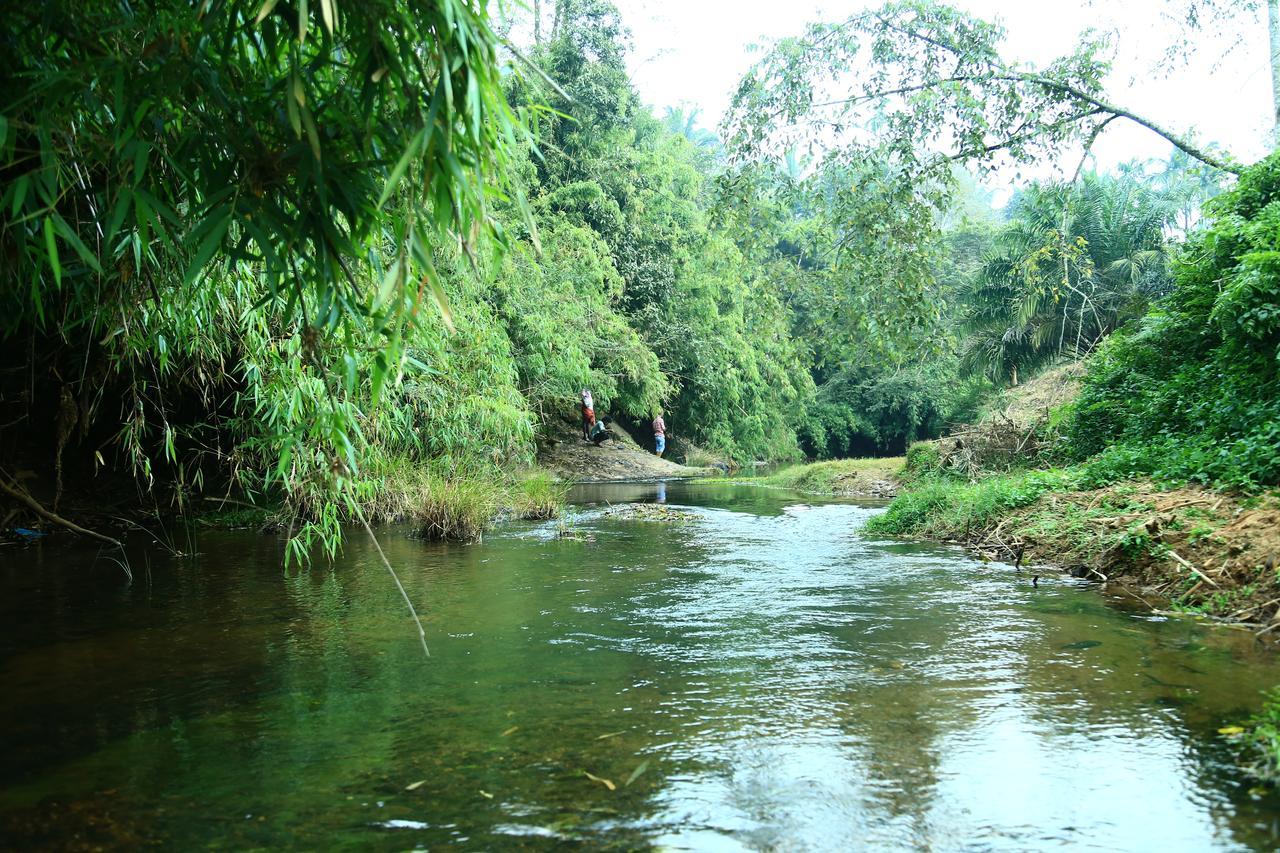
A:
[654,433,665,457]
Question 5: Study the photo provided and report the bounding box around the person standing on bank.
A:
[580,389,595,442]
[652,410,666,457]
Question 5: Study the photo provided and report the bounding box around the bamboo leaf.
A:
[422,270,454,332]
[377,256,404,305]
[253,0,280,24]
[50,213,103,274]
[319,0,335,35]
[583,771,616,791]
[301,102,322,163]
[343,354,357,393]
[10,174,29,218]
[43,216,61,287]
[377,127,426,209]
[286,87,302,138]
[183,212,232,285]
[104,188,133,243]
[624,760,649,787]
[371,353,387,406]
[297,0,309,43]
[291,68,306,107]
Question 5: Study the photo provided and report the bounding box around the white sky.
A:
[614,0,1274,181]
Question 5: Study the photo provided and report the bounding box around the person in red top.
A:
[652,411,666,457]
[580,389,595,441]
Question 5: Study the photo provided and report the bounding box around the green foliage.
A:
[411,472,506,543]
[751,457,904,495]
[2,0,530,357]
[801,364,946,457]
[1237,688,1280,784]
[0,0,536,558]
[1066,153,1280,490]
[960,172,1183,384]
[510,3,815,462]
[0,0,825,557]
[865,468,1074,537]
[903,442,941,479]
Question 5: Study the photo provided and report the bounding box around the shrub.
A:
[1065,152,1280,492]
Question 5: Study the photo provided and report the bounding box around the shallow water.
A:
[3,481,1280,850]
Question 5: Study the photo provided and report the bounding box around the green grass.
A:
[412,475,505,542]
[744,457,904,495]
[511,472,569,520]
[864,468,1075,537]
[376,466,505,543]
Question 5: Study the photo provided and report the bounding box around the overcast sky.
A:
[613,0,1273,181]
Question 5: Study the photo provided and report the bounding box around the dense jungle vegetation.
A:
[0,0,1273,556]
[871,150,1280,519]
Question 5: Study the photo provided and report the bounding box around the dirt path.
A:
[537,422,714,482]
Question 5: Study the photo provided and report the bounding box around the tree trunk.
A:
[553,0,573,41]
[1269,0,1280,142]
[534,0,542,45]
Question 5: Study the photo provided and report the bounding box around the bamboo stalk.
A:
[1168,549,1218,588]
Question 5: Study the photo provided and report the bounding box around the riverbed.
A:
[3,481,1279,849]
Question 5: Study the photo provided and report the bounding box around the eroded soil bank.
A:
[922,482,1280,633]
[536,419,715,482]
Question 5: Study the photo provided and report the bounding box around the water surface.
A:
[2,481,1279,850]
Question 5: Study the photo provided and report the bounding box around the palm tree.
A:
[960,172,1176,384]
[661,104,722,152]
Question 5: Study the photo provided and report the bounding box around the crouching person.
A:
[589,417,612,446]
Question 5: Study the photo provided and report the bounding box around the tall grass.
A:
[511,472,569,520]
[376,466,505,543]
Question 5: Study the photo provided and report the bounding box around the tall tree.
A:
[1271,0,1280,137]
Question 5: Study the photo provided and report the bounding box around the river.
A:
[2,481,1280,850]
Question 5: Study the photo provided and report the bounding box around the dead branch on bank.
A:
[0,475,123,548]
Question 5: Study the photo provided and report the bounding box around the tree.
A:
[1271,0,1280,137]
[727,1,1243,177]
[960,172,1178,384]
[3,1,529,344]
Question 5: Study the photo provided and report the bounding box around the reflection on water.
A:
[2,481,1280,850]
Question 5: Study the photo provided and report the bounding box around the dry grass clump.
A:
[934,413,1052,480]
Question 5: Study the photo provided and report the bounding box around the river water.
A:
[3,481,1280,850]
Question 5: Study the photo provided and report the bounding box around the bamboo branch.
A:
[0,478,123,547]
[1168,549,1219,588]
